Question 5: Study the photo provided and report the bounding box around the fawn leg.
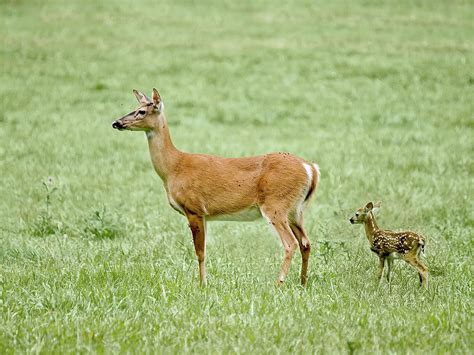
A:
[416,259,429,288]
[290,222,311,286]
[186,213,207,286]
[377,256,386,284]
[386,257,394,282]
[405,256,428,288]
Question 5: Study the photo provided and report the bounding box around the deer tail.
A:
[304,163,320,203]
[418,238,426,257]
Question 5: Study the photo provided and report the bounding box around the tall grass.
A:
[1,0,472,352]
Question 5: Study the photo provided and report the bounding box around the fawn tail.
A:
[418,238,426,257]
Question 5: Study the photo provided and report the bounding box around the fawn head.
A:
[349,202,381,224]
[112,88,164,131]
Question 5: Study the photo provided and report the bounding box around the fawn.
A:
[112,88,320,286]
[349,202,428,288]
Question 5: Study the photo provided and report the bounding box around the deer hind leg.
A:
[416,259,429,288]
[404,254,429,289]
[261,207,299,285]
[290,222,311,286]
[186,213,207,286]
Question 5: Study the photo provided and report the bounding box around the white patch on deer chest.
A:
[167,194,185,214]
[146,131,155,139]
[207,207,262,222]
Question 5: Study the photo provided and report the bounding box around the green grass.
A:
[1,0,473,353]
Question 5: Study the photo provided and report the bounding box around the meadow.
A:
[1,0,473,353]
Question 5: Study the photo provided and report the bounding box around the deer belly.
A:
[207,207,262,221]
[389,252,402,259]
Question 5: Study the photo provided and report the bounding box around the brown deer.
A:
[349,202,428,288]
[112,88,320,286]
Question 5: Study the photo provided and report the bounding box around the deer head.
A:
[112,88,164,131]
[349,201,381,224]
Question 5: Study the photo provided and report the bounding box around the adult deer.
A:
[112,88,320,286]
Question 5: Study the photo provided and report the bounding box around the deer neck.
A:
[364,212,379,244]
[145,114,181,182]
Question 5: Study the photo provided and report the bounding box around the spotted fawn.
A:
[350,202,428,288]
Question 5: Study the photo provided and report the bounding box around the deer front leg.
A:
[386,256,394,282]
[186,213,207,286]
[377,255,386,283]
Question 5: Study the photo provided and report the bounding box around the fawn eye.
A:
[356,212,359,217]
[138,110,146,115]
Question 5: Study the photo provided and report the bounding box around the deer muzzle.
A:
[112,120,125,130]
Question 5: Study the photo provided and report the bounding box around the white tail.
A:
[112,88,320,286]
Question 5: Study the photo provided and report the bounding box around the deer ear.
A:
[365,202,374,211]
[133,89,149,104]
[152,88,161,105]
[152,88,163,112]
[372,202,381,215]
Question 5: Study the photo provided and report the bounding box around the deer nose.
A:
[349,218,354,224]
[112,120,124,129]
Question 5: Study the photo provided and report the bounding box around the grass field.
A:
[1,0,473,353]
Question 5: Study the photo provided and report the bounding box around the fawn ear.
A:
[372,202,381,215]
[365,202,374,211]
[133,89,150,105]
[152,88,163,112]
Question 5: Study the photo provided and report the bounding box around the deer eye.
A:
[138,110,146,115]
[355,212,359,217]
